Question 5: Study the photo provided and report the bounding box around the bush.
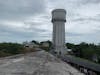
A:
[0,43,24,57]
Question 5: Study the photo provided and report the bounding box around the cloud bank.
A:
[0,0,100,44]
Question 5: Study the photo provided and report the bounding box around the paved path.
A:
[0,51,84,75]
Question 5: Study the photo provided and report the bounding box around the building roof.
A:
[0,50,83,75]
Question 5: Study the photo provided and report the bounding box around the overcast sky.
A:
[0,0,100,44]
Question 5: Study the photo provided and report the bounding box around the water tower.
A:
[51,9,67,56]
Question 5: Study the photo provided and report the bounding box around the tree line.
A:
[0,41,100,64]
[66,42,100,64]
[0,42,24,57]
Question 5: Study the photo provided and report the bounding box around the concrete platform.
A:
[0,51,84,75]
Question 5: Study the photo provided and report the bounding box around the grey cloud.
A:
[66,32,100,44]
[0,0,46,21]
[0,24,48,38]
[66,32,85,36]
[31,27,48,33]
[72,17,100,22]
[23,22,50,32]
[0,21,50,43]
[79,0,100,4]
[0,0,100,44]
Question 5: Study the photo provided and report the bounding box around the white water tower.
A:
[51,9,67,56]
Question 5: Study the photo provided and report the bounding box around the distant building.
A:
[23,41,39,48]
[67,49,73,55]
[41,42,49,47]
[40,41,50,47]
[92,54,99,63]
